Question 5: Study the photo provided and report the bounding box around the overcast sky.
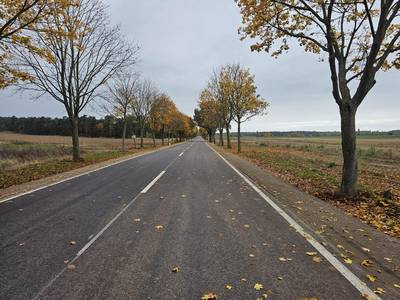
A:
[0,0,399,131]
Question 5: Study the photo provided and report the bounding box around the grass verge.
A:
[218,144,400,238]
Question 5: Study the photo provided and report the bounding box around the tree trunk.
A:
[161,125,165,145]
[167,132,170,145]
[339,105,358,197]
[219,129,224,146]
[140,126,144,148]
[122,119,127,151]
[71,116,81,161]
[152,132,156,147]
[226,125,231,149]
[237,120,241,153]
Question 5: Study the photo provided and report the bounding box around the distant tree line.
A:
[0,115,192,140]
[236,131,400,137]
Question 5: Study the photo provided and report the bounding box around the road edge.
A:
[0,143,182,204]
[206,142,380,300]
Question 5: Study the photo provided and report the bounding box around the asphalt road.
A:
[0,137,379,299]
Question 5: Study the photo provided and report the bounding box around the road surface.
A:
[0,137,379,299]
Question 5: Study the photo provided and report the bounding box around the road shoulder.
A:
[212,144,400,299]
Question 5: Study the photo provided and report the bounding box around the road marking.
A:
[0,143,184,205]
[33,143,194,299]
[34,190,144,300]
[141,171,166,194]
[207,143,380,300]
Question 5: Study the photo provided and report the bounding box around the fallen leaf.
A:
[313,256,322,263]
[249,254,255,257]
[361,260,373,267]
[306,252,317,256]
[383,257,393,263]
[393,283,400,288]
[133,218,141,222]
[69,241,76,246]
[277,276,283,280]
[374,287,385,295]
[366,275,376,282]
[337,244,345,250]
[201,292,217,300]
[155,225,164,230]
[181,194,187,198]
[241,278,247,282]
[67,264,76,270]
[279,257,287,262]
[254,283,263,290]
[244,224,250,228]
[225,284,232,290]
[343,258,353,264]
[361,247,370,253]
[171,267,180,273]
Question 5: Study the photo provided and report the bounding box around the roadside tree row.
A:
[195,63,269,153]
[0,0,195,161]
[103,72,196,151]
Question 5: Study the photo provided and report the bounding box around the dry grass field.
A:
[0,132,165,189]
[224,135,400,237]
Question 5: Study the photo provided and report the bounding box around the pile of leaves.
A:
[226,145,400,238]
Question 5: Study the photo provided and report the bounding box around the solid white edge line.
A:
[0,143,183,205]
[140,171,166,194]
[206,143,380,300]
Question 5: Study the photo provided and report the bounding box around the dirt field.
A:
[222,135,400,237]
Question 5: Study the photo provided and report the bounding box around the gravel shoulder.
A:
[213,145,400,299]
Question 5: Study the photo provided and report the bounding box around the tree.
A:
[13,0,137,161]
[221,63,268,153]
[102,72,139,151]
[194,89,219,143]
[149,93,177,146]
[236,0,400,197]
[131,79,158,148]
[0,0,54,88]
[208,68,233,148]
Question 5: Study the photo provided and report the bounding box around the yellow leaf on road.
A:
[306,252,317,256]
[69,241,76,245]
[254,283,263,290]
[133,218,141,222]
[313,256,322,263]
[361,260,373,267]
[225,284,232,290]
[343,258,353,264]
[361,247,370,253]
[201,292,217,300]
[374,287,385,295]
[366,275,376,282]
[155,225,164,230]
[171,267,180,273]
[393,283,400,289]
